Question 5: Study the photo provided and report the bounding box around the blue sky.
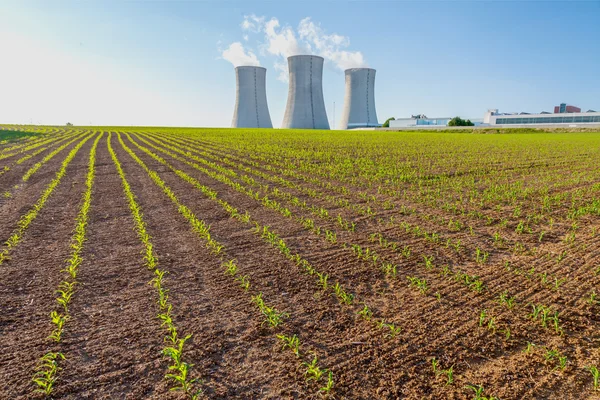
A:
[0,0,598,127]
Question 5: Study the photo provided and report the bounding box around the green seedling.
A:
[357,304,373,320]
[303,355,324,382]
[586,365,600,390]
[276,334,300,357]
[32,352,65,395]
[320,370,334,394]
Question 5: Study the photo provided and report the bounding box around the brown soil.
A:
[0,131,599,400]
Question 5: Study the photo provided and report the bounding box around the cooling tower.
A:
[340,68,379,129]
[231,66,273,128]
[281,55,330,130]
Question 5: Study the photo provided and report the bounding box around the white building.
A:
[388,114,483,128]
[484,109,600,127]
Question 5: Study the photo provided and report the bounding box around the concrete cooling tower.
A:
[281,55,330,130]
[231,66,273,128]
[340,68,379,129]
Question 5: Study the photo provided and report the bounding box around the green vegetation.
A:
[381,117,395,127]
[448,116,474,126]
[3,125,600,398]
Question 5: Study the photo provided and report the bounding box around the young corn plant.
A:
[407,276,428,294]
[523,341,535,354]
[332,282,354,305]
[443,366,454,385]
[465,384,498,400]
[381,262,397,278]
[251,292,289,328]
[431,357,440,376]
[303,355,324,382]
[497,291,516,309]
[475,248,489,264]
[48,311,68,342]
[223,259,238,276]
[357,304,373,320]
[586,365,600,390]
[276,334,301,357]
[320,370,334,394]
[236,274,251,291]
[32,352,65,395]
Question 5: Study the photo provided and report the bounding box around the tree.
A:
[66,122,73,126]
[448,117,474,127]
[382,117,395,128]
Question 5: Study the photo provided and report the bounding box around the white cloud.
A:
[263,18,307,59]
[241,14,265,33]
[297,17,367,70]
[223,15,367,81]
[221,42,260,67]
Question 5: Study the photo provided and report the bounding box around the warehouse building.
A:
[484,106,600,126]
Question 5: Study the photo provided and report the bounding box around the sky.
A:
[0,0,598,128]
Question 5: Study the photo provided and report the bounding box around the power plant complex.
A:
[230,57,599,130]
[231,55,378,130]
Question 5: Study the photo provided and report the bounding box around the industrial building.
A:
[387,115,483,128]
[484,106,600,126]
[554,103,580,114]
[282,55,330,130]
[231,66,273,128]
[389,115,451,128]
[339,68,379,129]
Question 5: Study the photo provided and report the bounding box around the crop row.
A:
[32,133,102,395]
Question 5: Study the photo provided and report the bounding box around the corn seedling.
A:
[236,274,251,291]
[498,291,516,309]
[320,370,334,394]
[465,384,497,400]
[357,304,373,320]
[303,355,324,382]
[32,352,65,395]
[443,366,454,385]
[252,292,288,328]
[276,334,300,357]
[586,365,600,390]
[407,276,428,294]
[431,357,440,375]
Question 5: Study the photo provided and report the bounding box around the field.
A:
[1,126,600,399]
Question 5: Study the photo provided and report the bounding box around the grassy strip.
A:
[117,133,334,395]
[0,131,72,162]
[0,133,78,179]
[0,134,93,267]
[0,133,48,154]
[31,133,103,395]
[107,133,202,399]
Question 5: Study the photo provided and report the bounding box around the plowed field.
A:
[1,127,600,399]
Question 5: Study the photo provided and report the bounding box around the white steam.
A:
[221,42,260,67]
[221,14,367,81]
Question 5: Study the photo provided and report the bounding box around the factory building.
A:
[389,115,452,128]
[554,103,581,114]
[484,108,600,126]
